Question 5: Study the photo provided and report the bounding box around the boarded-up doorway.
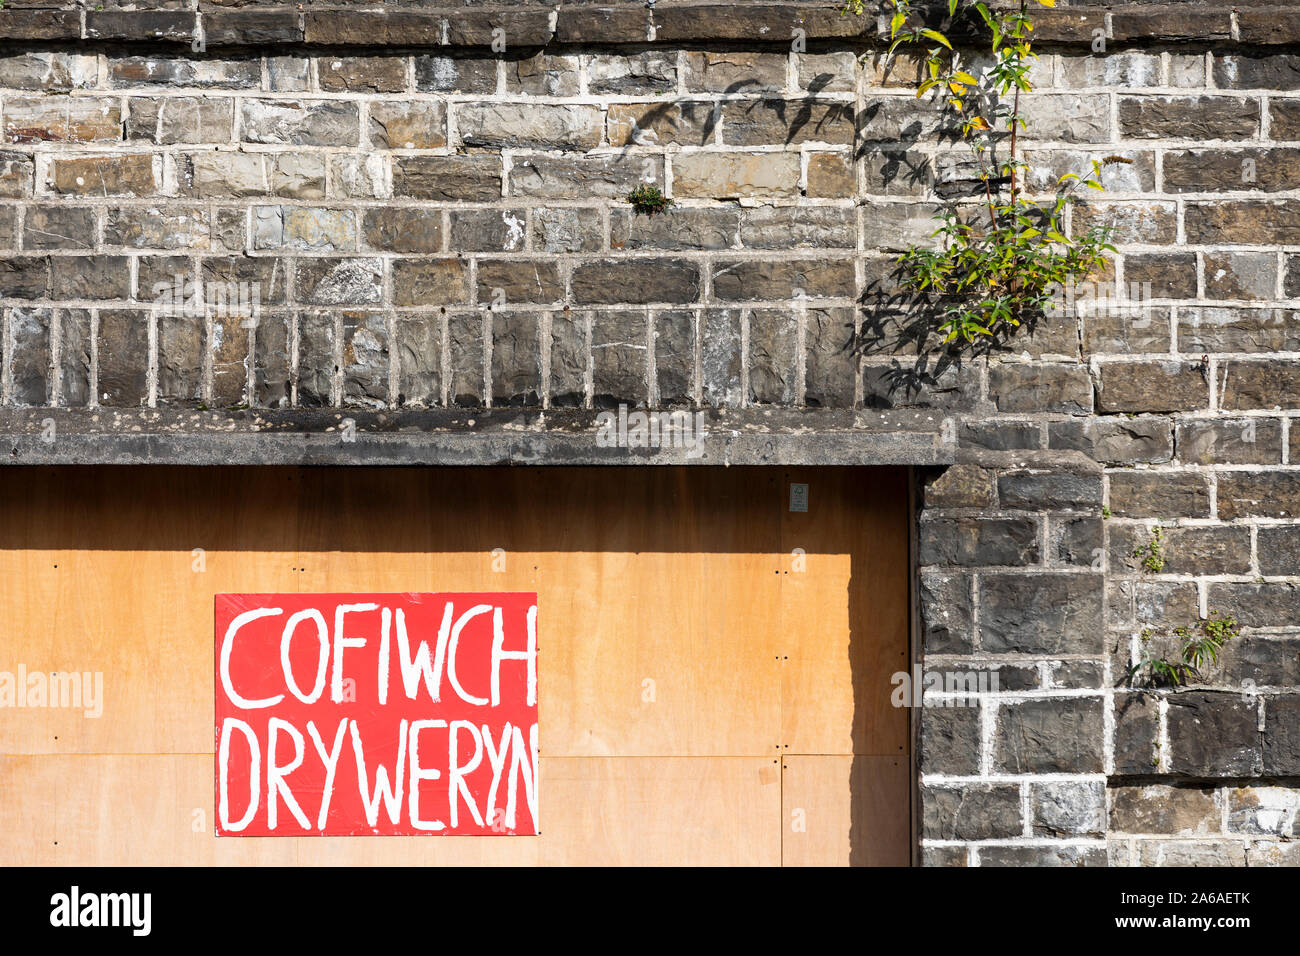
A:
[0,465,911,866]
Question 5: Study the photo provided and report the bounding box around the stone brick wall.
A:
[2,0,1300,865]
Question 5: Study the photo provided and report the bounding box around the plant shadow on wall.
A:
[845,0,1120,400]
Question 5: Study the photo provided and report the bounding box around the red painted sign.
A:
[214,593,538,836]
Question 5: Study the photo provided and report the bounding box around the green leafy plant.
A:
[626,185,674,217]
[844,0,1118,343]
[1129,612,1240,688]
[1132,524,1166,573]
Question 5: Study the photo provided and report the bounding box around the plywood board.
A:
[0,754,539,866]
[0,465,911,865]
[0,469,298,754]
[539,757,782,866]
[533,467,783,757]
[0,755,296,866]
[781,754,910,867]
[779,468,911,756]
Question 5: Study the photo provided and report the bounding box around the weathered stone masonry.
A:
[2,0,1300,865]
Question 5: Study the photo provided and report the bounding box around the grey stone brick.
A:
[511,154,661,201]
[449,209,527,254]
[979,573,1105,655]
[712,259,855,302]
[1218,472,1300,519]
[1107,472,1211,518]
[394,156,501,202]
[919,569,973,655]
[588,52,677,95]
[1032,781,1106,838]
[591,310,647,408]
[457,103,602,151]
[1049,417,1173,465]
[24,206,95,251]
[701,309,741,408]
[653,310,694,407]
[252,311,290,408]
[368,102,447,150]
[240,100,359,147]
[739,206,854,250]
[684,51,787,93]
[1113,692,1161,774]
[1119,96,1259,140]
[210,310,250,408]
[362,208,444,255]
[612,208,738,252]
[918,517,1040,568]
[391,259,469,308]
[748,308,797,406]
[476,260,563,307]
[294,258,382,307]
[995,697,1105,773]
[506,53,581,96]
[1167,693,1261,777]
[1110,784,1219,835]
[297,311,337,407]
[395,316,440,408]
[572,259,700,306]
[998,469,1102,512]
[415,56,498,94]
[8,306,50,406]
[549,310,586,407]
[921,705,981,775]
[1264,697,1300,774]
[342,311,388,409]
[491,311,541,407]
[805,308,856,408]
[980,846,1106,867]
[532,208,604,254]
[1220,360,1300,411]
[1097,361,1208,413]
[96,309,149,407]
[719,99,854,147]
[922,784,1022,840]
[1208,582,1300,628]
[318,56,408,94]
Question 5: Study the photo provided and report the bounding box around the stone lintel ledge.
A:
[0,408,957,467]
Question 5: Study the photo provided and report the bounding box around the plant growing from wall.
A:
[844,0,1118,344]
[626,185,674,217]
[1130,612,1240,688]
[1132,523,1166,573]
[1124,521,1239,688]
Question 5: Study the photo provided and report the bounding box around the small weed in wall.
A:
[1133,524,1166,573]
[627,185,673,217]
[1129,612,1240,688]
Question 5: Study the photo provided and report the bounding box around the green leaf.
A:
[919,28,952,49]
[890,10,905,36]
